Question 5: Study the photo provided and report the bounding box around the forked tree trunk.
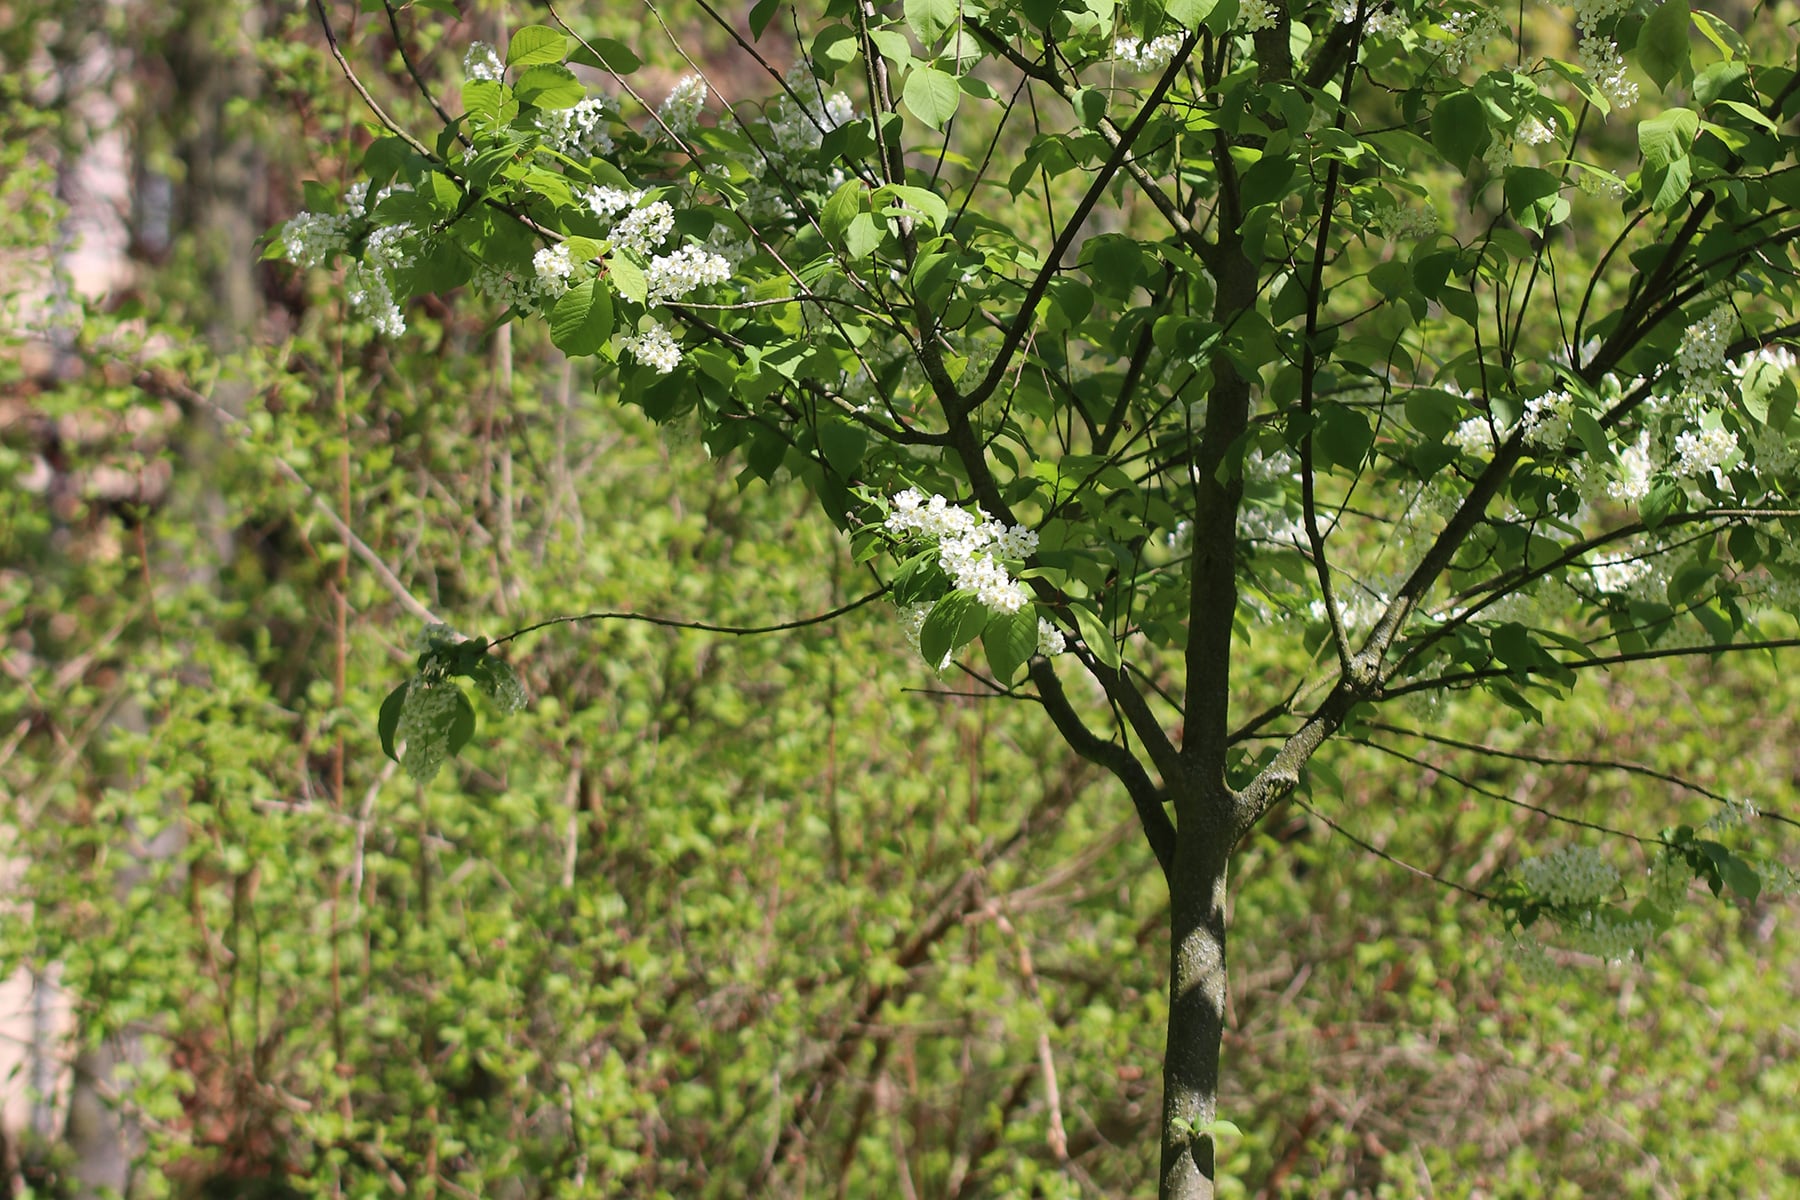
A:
[1158,817,1232,1200]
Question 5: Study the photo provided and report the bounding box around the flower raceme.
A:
[886,489,1036,616]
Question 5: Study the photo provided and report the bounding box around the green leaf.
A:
[903,66,960,129]
[1166,0,1219,24]
[904,0,957,44]
[1071,605,1119,670]
[1314,404,1374,469]
[878,184,950,230]
[981,607,1039,686]
[1693,59,1746,107]
[506,25,567,68]
[1638,0,1691,93]
[1698,840,1762,901]
[514,64,586,110]
[821,178,863,245]
[550,279,614,356]
[749,0,784,39]
[1639,479,1684,529]
[447,690,477,758]
[1072,87,1107,129]
[568,37,640,74]
[1503,167,1568,232]
[608,254,647,305]
[845,212,883,260]
[921,590,988,667]
[1432,91,1489,172]
[816,421,866,477]
[378,682,409,764]
[1639,107,1699,169]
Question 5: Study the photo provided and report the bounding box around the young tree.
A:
[290,0,1800,1194]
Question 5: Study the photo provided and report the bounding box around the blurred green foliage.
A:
[0,1,1795,1198]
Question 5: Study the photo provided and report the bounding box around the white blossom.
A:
[645,244,733,305]
[278,209,351,269]
[1240,0,1281,32]
[611,201,675,256]
[1589,553,1653,594]
[537,97,615,158]
[1036,618,1067,657]
[583,185,646,218]
[1441,6,1506,73]
[344,223,411,338]
[1677,304,1734,391]
[1562,910,1654,964]
[766,68,858,158]
[659,74,708,139]
[1571,0,1635,36]
[532,243,577,298]
[1606,431,1655,503]
[1518,844,1620,907]
[885,491,1039,618]
[1521,389,1573,450]
[471,264,539,311]
[1577,36,1638,109]
[1671,425,1738,478]
[1516,115,1556,145]
[1702,797,1759,833]
[1451,415,1499,454]
[463,41,504,83]
[1578,167,1627,198]
[1113,33,1186,70]
[623,320,683,373]
[1375,203,1438,241]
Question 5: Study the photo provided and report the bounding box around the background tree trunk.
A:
[1159,811,1232,1200]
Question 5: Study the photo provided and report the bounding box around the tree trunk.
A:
[1158,818,1231,1200]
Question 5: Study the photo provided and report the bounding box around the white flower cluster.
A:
[1577,36,1638,109]
[280,182,418,336]
[645,244,733,305]
[1577,167,1628,198]
[1671,425,1738,478]
[613,200,675,256]
[581,186,677,257]
[1309,587,1389,633]
[1521,389,1573,451]
[1589,552,1654,594]
[279,209,351,268]
[1363,6,1406,37]
[464,41,504,84]
[659,73,708,139]
[533,243,577,299]
[472,264,545,311]
[1441,6,1506,73]
[1516,115,1557,146]
[1375,203,1438,241]
[1518,843,1620,908]
[1037,618,1067,657]
[622,320,682,373]
[345,223,411,338]
[1562,910,1655,964]
[1702,797,1760,833]
[1451,415,1499,454]
[1677,304,1734,391]
[1606,431,1655,502]
[766,68,858,158]
[1571,0,1635,36]
[886,489,1038,615]
[537,97,615,158]
[1242,0,1282,33]
[1113,33,1185,70]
